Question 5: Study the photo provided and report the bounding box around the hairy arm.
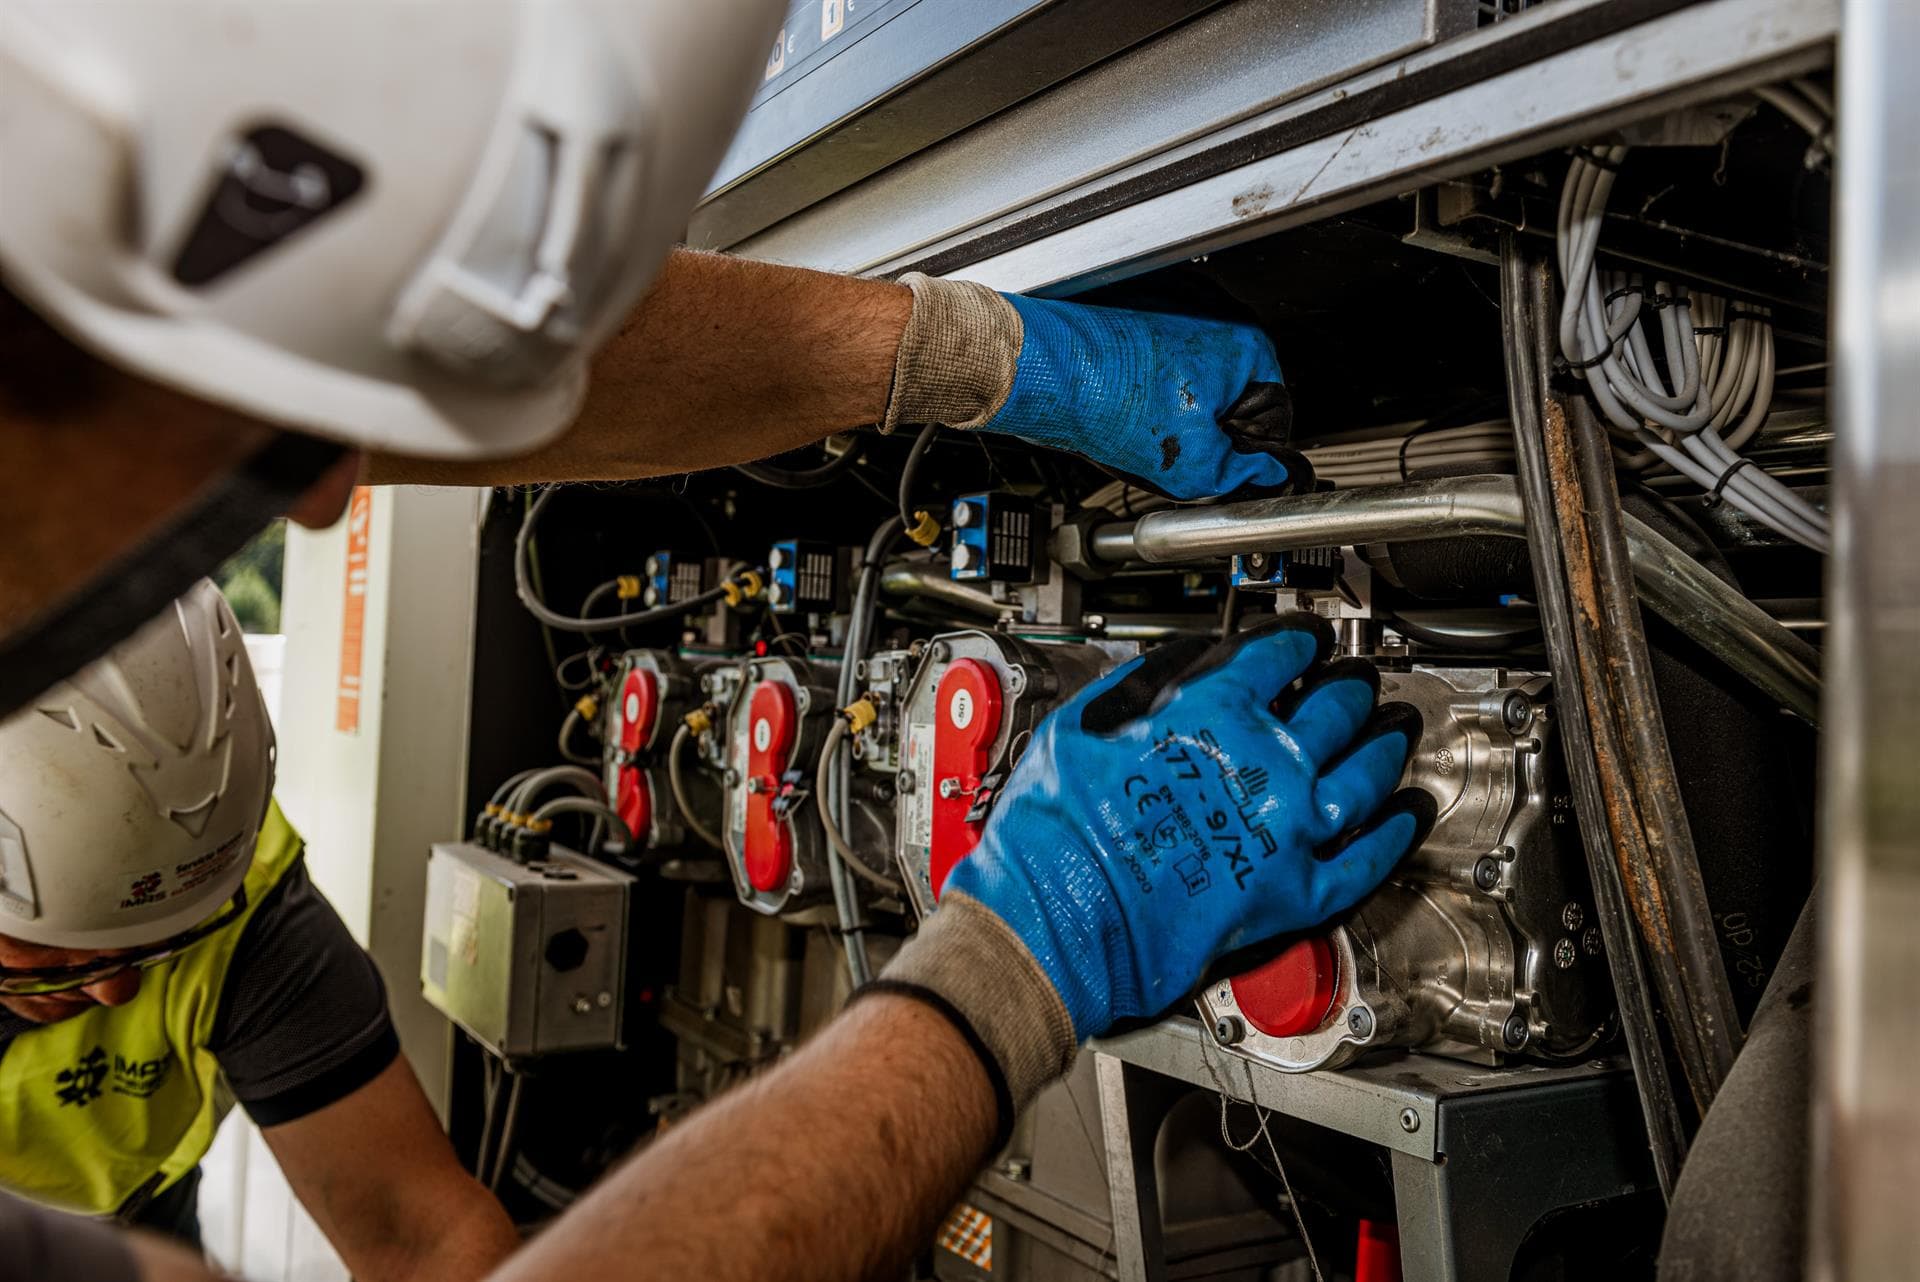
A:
[264,1057,520,1282]
[367,250,911,485]
[490,993,997,1282]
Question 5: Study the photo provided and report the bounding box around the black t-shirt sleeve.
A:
[210,857,400,1128]
[0,1190,141,1282]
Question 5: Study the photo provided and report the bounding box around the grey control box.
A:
[420,842,632,1060]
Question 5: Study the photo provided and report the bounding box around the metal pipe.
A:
[878,564,1002,619]
[1091,475,1820,723]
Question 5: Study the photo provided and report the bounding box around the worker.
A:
[0,5,1427,1279]
[0,580,521,1279]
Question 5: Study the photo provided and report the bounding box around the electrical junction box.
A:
[767,539,846,615]
[949,492,1039,583]
[420,842,633,1060]
[1230,546,1339,590]
[643,551,710,609]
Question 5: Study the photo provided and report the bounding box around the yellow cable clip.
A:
[683,706,714,736]
[840,698,879,736]
[483,803,503,817]
[721,581,743,607]
[525,816,554,835]
[574,694,599,721]
[737,570,765,599]
[906,509,942,547]
[615,575,643,600]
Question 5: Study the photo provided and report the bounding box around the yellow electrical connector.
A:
[738,569,765,598]
[906,509,941,547]
[525,816,554,835]
[683,706,714,736]
[840,698,879,736]
[575,694,599,721]
[615,575,643,600]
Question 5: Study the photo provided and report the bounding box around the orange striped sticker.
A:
[335,486,373,733]
[937,1203,993,1273]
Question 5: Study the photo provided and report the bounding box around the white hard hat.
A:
[0,581,274,950]
[0,0,783,459]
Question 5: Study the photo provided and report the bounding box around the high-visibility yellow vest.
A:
[0,800,303,1216]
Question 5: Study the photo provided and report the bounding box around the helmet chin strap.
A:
[0,432,343,716]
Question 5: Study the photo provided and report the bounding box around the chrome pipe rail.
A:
[1090,475,1821,722]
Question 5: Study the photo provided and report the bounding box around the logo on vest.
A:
[54,1047,108,1107]
[51,1044,174,1107]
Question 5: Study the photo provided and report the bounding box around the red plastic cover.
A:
[615,765,652,842]
[743,680,797,893]
[619,667,658,755]
[1229,937,1338,1038]
[928,658,1005,899]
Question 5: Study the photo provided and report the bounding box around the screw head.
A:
[1399,1107,1421,1134]
[596,991,613,1008]
[724,768,741,787]
[1554,937,1578,969]
[1473,856,1502,891]
[1502,691,1533,733]
[930,641,952,662]
[1561,901,1586,931]
[1347,1006,1375,1039]
[1244,551,1276,580]
[896,770,916,795]
[1502,1013,1530,1048]
[1212,1015,1245,1046]
[572,996,592,1015]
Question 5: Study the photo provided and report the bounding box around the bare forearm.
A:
[491,994,998,1282]
[373,1189,521,1282]
[368,249,910,485]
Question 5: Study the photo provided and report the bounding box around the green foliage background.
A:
[216,521,285,633]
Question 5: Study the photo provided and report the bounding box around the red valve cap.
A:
[1229,937,1338,1038]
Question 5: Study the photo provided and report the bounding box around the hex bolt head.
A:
[896,770,916,795]
[724,768,741,787]
[1212,1015,1245,1046]
[930,641,952,662]
[571,996,592,1015]
[1399,1107,1421,1134]
[1502,691,1533,733]
[1347,1006,1375,1039]
[1473,856,1502,891]
[1502,1013,1530,1048]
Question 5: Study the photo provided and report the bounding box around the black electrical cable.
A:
[514,487,741,633]
[732,436,867,489]
[898,423,940,530]
[1501,235,1689,1196]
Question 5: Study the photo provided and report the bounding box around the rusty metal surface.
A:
[1501,239,1688,1194]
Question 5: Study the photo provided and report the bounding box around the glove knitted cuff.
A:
[880,274,1023,434]
[868,890,1078,1118]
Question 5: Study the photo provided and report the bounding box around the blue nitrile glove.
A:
[882,275,1305,501]
[870,617,1432,1122]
